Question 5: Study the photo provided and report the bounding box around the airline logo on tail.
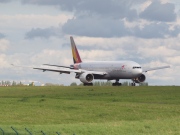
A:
[70,36,82,63]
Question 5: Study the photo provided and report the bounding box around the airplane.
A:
[33,36,170,86]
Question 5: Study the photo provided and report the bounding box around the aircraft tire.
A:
[84,83,93,86]
[112,83,122,86]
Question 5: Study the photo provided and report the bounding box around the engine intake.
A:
[133,74,146,83]
[79,73,94,83]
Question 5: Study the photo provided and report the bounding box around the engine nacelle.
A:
[79,73,94,83]
[133,74,146,83]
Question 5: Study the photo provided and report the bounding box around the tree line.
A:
[70,81,148,86]
[0,80,148,86]
[0,81,34,86]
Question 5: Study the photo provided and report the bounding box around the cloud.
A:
[0,39,9,52]
[0,14,71,40]
[62,17,180,38]
[25,27,62,39]
[134,22,180,38]
[166,56,180,66]
[0,14,72,33]
[140,1,176,22]
[30,49,72,65]
[0,0,12,3]
[0,54,10,68]
[21,0,145,20]
[0,33,5,39]
[21,0,179,38]
[139,46,178,60]
[62,17,129,38]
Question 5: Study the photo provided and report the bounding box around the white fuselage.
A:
[74,61,143,80]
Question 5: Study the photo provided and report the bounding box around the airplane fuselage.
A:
[74,61,142,80]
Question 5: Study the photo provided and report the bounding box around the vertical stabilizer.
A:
[70,36,82,63]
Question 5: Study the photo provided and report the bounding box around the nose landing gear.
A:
[84,83,93,86]
[131,79,136,86]
[131,83,136,86]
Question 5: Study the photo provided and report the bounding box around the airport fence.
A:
[0,127,76,135]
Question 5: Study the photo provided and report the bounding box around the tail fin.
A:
[70,36,82,63]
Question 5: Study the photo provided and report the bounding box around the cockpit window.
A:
[133,67,141,69]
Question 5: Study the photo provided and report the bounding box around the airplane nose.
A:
[135,69,142,76]
[140,68,143,73]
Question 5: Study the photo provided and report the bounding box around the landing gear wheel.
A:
[112,79,122,86]
[84,83,93,86]
[112,83,122,86]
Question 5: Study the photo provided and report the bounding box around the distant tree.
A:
[2,81,4,86]
[94,81,98,86]
[16,81,24,86]
[79,83,83,86]
[97,81,100,86]
[103,81,112,86]
[29,82,34,86]
[70,82,77,86]
[107,81,112,86]
[5,81,11,86]
[92,81,101,86]
[122,81,129,86]
[101,82,105,86]
[12,81,16,86]
[45,83,60,86]
[92,81,112,86]
[139,82,148,86]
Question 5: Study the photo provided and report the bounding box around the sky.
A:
[0,0,180,86]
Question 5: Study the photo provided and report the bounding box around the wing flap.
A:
[33,67,82,74]
[33,68,71,74]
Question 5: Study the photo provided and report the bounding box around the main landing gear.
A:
[83,83,93,86]
[83,80,136,86]
[112,79,136,86]
[112,79,122,86]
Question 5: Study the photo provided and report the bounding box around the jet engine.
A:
[79,73,94,83]
[133,74,146,83]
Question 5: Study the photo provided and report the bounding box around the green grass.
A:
[0,86,180,135]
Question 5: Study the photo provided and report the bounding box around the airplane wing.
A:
[142,66,170,72]
[12,64,107,75]
[43,64,72,69]
[33,67,78,74]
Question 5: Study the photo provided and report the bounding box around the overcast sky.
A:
[0,0,180,86]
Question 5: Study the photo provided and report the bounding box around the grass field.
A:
[0,86,180,135]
